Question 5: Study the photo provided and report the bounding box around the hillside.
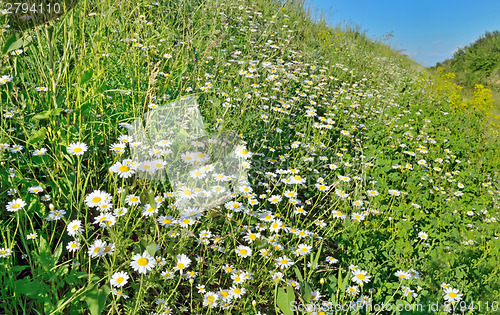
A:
[434,30,500,117]
[0,0,499,314]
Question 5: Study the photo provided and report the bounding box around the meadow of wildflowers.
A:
[0,0,499,314]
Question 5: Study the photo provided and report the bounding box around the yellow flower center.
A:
[449,292,457,298]
[137,258,149,266]
[119,165,129,172]
[92,197,101,203]
[240,249,247,255]
[183,190,192,196]
[116,277,124,283]
[357,274,365,279]
[281,260,288,264]
[93,247,101,253]
[74,148,82,153]
[12,204,20,209]
[177,263,185,269]
[72,224,78,229]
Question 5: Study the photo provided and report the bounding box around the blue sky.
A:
[307,0,500,67]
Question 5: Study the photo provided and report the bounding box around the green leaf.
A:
[276,286,295,315]
[293,265,304,282]
[11,265,29,272]
[53,241,63,261]
[81,70,93,85]
[146,242,157,257]
[28,127,46,145]
[32,110,51,121]
[84,284,109,315]
[14,278,46,298]
[300,281,312,303]
[3,34,22,54]
[307,240,323,281]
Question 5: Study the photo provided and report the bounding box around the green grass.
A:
[0,0,499,314]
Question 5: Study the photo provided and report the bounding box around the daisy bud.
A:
[49,203,55,210]
[252,300,257,306]
[320,278,325,284]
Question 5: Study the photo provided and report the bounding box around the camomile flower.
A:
[173,254,191,274]
[408,269,420,278]
[109,161,137,178]
[351,269,371,285]
[243,232,260,243]
[230,286,246,299]
[28,186,44,194]
[94,213,116,228]
[418,232,428,240]
[161,269,175,279]
[111,288,129,299]
[231,272,246,284]
[295,244,312,256]
[189,168,206,179]
[125,194,141,206]
[269,220,283,233]
[110,271,129,288]
[351,212,365,222]
[346,285,358,296]
[26,232,38,240]
[234,147,252,159]
[32,148,48,156]
[395,270,411,280]
[315,183,330,191]
[268,195,282,204]
[88,239,106,258]
[130,251,156,274]
[85,190,112,208]
[97,202,113,212]
[142,204,158,217]
[326,256,338,264]
[157,215,176,227]
[67,142,88,156]
[67,219,84,237]
[114,207,128,217]
[109,142,126,154]
[177,187,195,200]
[235,245,252,258]
[0,248,12,258]
[66,241,80,252]
[219,289,232,301]
[275,256,294,269]
[6,198,26,212]
[203,291,219,308]
[443,287,463,303]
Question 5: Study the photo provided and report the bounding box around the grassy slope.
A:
[0,0,499,314]
[434,30,500,119]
